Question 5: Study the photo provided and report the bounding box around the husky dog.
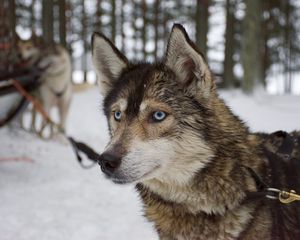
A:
[92,24,300,239]
[18,36,72,135]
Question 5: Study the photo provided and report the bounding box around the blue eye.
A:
[152,111,167,122]
[114,111,122,121]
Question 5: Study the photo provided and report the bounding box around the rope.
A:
[0,157,35,163]
[68,137,99,168]
[11,79,53,124]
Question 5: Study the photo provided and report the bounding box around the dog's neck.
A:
[141,161,258,215]
[140,96,264,215]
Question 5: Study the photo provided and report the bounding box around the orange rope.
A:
[0,157,35,163]
[11,79,53,123]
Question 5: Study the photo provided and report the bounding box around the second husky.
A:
[18,35,72,135]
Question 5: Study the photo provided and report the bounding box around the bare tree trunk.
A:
[59,0,67,48]
[153,0,159,60]
[261,1,270,85]
[42,0,54,45]
[132,0,139,57]
[120,0,125,52]
[30,0,36,32]
[223,0,235,88]
[241,0,263,93]
[9,0,16,44]
[141,0,147,58]
[283,0,292,94]
[66,2,72,49]
[162,1,168,51]
[94,0,102,31]
[81,0,87,82]
[3,0,18,69]
[195,0,210,58]
[111,0,116,44]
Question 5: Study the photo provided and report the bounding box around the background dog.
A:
[92,24,300,239]
[18,36,72,136]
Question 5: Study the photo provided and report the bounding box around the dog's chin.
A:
[107,165,161,185]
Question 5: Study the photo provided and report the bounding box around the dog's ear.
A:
[92,33,128,96]
[165,24,214,97]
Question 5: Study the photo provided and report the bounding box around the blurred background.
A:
[1,0,300,94]
[0,1,300,240]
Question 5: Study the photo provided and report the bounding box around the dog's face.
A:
[92,24,216,185]
[18,39,40,60]
[17,34,44,61]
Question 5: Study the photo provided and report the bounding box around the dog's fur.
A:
[92,24,300,239]
[18,36,72,135]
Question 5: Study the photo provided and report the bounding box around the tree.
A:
[132,0,139,58]
[282,0,290,93]
[8,0,17,46]
[81,0,88,82]
[111,0,116,44]
[141,0,147,58]
[223,0,236,88]
[153,0,159,60]
[1,0,19,70]
[120,0,125,52]
[260,0,300,93]
[195,0,210,58]
[29,0,36,31]
[94,0,102,31]
[59,0,67,47]
[42,0,54,45]
[241,0,263,93]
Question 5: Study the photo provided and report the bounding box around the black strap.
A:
[243,165,275,202]
[244,165,268,190]
[68,137,100,169]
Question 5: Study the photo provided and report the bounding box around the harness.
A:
[242,131,300,239]
[244,131,300,203]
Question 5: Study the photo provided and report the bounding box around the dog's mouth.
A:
[108,165,161,185]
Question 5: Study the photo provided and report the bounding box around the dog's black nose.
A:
[98,153,121,175]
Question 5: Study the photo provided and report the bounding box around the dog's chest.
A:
[137,185,260,240]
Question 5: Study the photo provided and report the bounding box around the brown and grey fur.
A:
[18,36,72,136]
[92,24,300,239]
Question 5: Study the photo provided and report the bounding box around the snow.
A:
[220,90,300,132]
[0,87,300,240]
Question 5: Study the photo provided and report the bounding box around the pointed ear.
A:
[92,32,128,96]
[165,24,214,97]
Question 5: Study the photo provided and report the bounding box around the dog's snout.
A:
[98,153,121,175]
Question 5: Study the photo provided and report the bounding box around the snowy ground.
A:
[0,87,300,240]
